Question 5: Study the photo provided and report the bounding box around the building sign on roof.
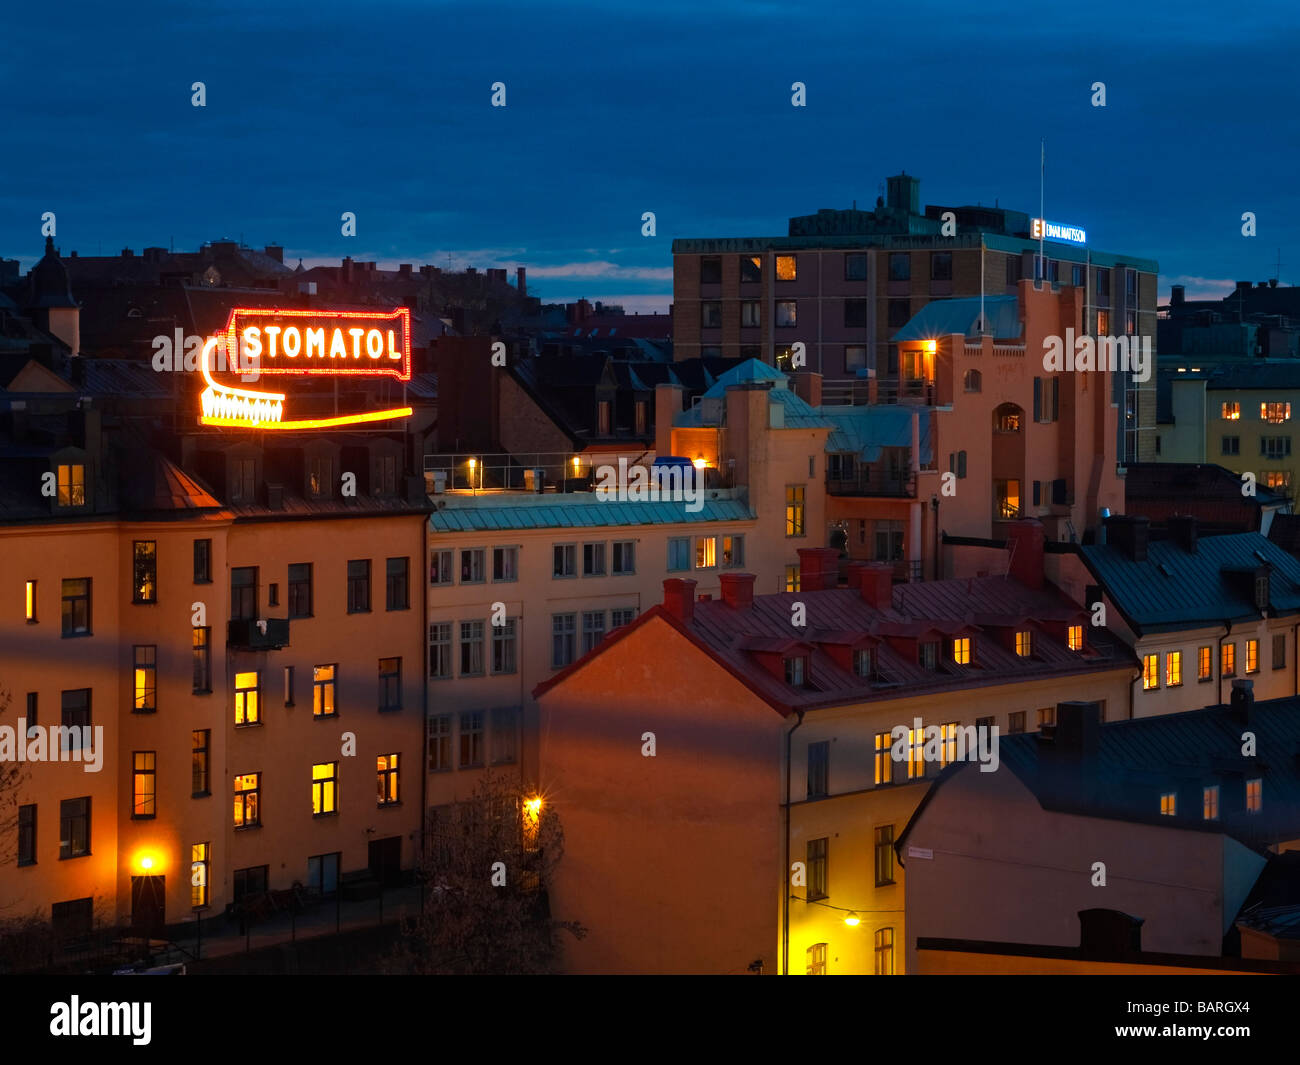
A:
[199,307,413,429]
[1030,218,1087,245]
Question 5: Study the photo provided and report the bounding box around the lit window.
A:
[312,762,338,816]
[1247,778,1262,813]
[775,255,796,281]
[1246,639,1259,673]
[952,637,971,665]
[786,485,806,537]
[132,751,156,818]
[312,664,337,717]
[1261,402,1291,423]
[1160,792,1176,816]
[1203,786,1219,821]
[1166,650,1182,687]
[132,541,157,603]
[784,564,800,592]
[25,580,36,623]
[56,463,85,507]
[1067,625,1083,652]
[995,480,1022,519]
[806,943,827,976]
[940,723,959,766]
[191,843,209,908]
[1198,645,1212,681]
[1222,642,1236,677]
[874,927,895,976]
[1142,653,1159,690]
[874,731,893,785]
[235,671,260,725]
[133,645,156,711]
[721,536,744,567]
[233,773,260,827]
[907,727,926,779]
[1015,630,1033,657]
[1008,711,1026,733]
[192,730,210,796]
[696,536,717,568]
[377,754,399,807]
[1222,402,1240,421]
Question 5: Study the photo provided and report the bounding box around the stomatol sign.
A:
[199,306,413,429]
[1030,217,1087,245]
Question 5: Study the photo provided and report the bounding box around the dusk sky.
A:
[4,0,1298,312]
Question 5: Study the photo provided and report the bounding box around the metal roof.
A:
[823,405,933,464]
[429,495,755,532]
[892,295,1022,342]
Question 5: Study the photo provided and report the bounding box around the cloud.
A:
[1161,275,1239,300]
[520,261,673,281]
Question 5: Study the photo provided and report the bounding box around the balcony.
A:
[826,467,917,499]
[228,618,290,651]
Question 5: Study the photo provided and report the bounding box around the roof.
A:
[1204,362,1300,391]
[822,404,933,464]
[429,494,755,532]
[1268,514,1300,555]
[892,295,1022,342]
[1079,532,1300,634]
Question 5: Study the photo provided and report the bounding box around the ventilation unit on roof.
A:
[1157,563,1173,577]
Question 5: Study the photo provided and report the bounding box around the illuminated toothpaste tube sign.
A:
[199,307,414,428]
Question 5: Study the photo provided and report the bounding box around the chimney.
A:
[1231,678,1254,724]
[1078,909,1143,961]
[858,563,894,610]
[797,547,840,592]
[663,578,698,623]
[264,244,284,263]
[789,371,823,407]
[1053,701,1102,762]
[654,382,684,457]
[1167,514,1198,554]
[121,247,134,257]
[399,263,412,277]
[1005,519,1046,589]
[1170,284,1185,306]
[845,562,871,591]
[516,266,527,297]
[1104,514,1149,562]
[341,257,354,284]
[720,572,756,610]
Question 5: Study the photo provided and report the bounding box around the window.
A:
[56,463,85,507]
[775,301,797,328]
[1246,639,1259,674]
[430,549,454,585]
[844,253,867,281]
[229,458,255,504]
[807,741,829,799]
[806,838,828,900]
[428,622,453,680]
[308,456,332,499]
[552,613,577,668]
[874,732,893,785]
[775,255,796,281]
[785,656,807,687]
[611,607,637,629]
[699,256,722,284]
[492,546,518,582]
[1014,630,1033,658]
[784,565,800,592]
[18,805,35,866]
[60,689,89,750]
[191,843,210,908]
[597,401,612,434]
[459,711,485,768]
[667,537,691,571]
[1222,642,1236,677]
[1222,402,1241,421]
[1262,402,1292,423]
[376,454,399,497]
[694,536,717,569]
[952,636,971,665]
[428,715,452,772]
[1266,472,1291,490]
[233,865,268,902]
[844,298,868,328]
[1067,624,1084,652]
[491,706,519,765]
[845,346,868,372]
[786,485,806,537]
[132,752,156,819]
[806,943,827,976]
[386,557,409,610]
[887,299,911,328]
[906,726,927,779]
[874,927,895,975]
[1198,645,1212,681]
[347,559,371,612]
[889,252,910,281]
[1203,785,1220,821]
[573,610,604,655]
[853,647,874,679]
[916,641,937,671]
[701,301,722,328]
[24,692,36,729]
[583,542,606,576]
[1274,633,1287,670]
[492,618,518,674]
[133,645,156,712]
[1036,708,1055,732]
[874,825,895,886]
[612,541,636,574]
[236,671,261,725]
[59,798,90,858]
[1246,778,1262,813]
[553,544,576,578]
[1096,269,1111,302]
[23,578,37,624]
[230,566,257,621]
[1222,436,1240,455]
[379,658,402,711]
[721,535,745,567]
[288,563,312,618]
[740,255,762,282]
[964,369,982,393]
[1006,256,1024,285]
[192,730,210,796]
[61,578,91,636]
[460,621,485,676]
[1262,436,1292,459]
[1166,650,1182,687]
[377,754,400,806]
[1160,792,1176,816]
[193,539,211,584]
[995,480,1022,519]
[312,762,338,816]
[931,252,952,281]
[1008,711,1026,734]
[1142,653,1159,690]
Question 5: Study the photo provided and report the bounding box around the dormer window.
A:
[853,647,875,679]
[1255,570,1270,611]
[230,458,256,504]
[56,463,85,507]
[1015,630,1033,657]
[919,641,939,671]
[309,456,333,500]
[376,454,399,497]
[784,656,808,688]
[952,636,972,665]
[597,400,612,435]
[1067,624,1084,652]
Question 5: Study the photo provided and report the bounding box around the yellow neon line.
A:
[200,406,414,429]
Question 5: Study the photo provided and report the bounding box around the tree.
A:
[392,774,584,974]
[0,688,28,877]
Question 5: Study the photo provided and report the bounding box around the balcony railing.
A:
[423,452,734,495]
[826,469,917,498]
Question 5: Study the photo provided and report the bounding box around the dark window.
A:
[889,253,910,282]
[51,897,92,939]
[699,256,722,284]
[379,657,402,711]
[60,689,90,750]
[192,626,211,693]
[459,711,484,767]
[18,805,35,866]
[267,583,279,607]
[807,741,829,799]
[1006,256,1022,286]
[25,692,36,727]
[230,567,258,620]
[1222,436,1240,456]
[386,557,409,611]
[61,578,91,636]
[193,539,212,584]
[739,255,762,283]
[308,456,332,499]
[1274,634,1287,670]
[843,299,868,328]
[59,797,90,858]
[192,730,210,796]
[460,621,486,676]
[806,838,828,900]
[233,865,268,901]
[491,618,518,674]
[874,824,895,885]
[491,707,519,765]
[230,458,256,504]
[428,622,452,680]
[428,715,453,772]
[347,559,371,613]
[844,253,868,281]
[701,301,722,328]
[887,300,910,328]
[288,563,312,618]
[931,252,952,281]
[307,853,340,896]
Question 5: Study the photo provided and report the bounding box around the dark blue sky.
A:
[4,0,1298,311]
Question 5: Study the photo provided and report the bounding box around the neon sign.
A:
[1030,218,1087,245]
[199,307,414,429]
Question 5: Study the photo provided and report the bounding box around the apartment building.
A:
[532,520,1136,974]
[671,172,1159,463]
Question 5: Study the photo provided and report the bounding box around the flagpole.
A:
[1039,138,1045,288]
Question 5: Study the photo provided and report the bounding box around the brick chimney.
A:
[663,578,698,623]
[789,371,823,407]
[1006,519,1046,589]
[516,266,527,297]
[1104,515,1150,562]
[1231,677,1254,725]
[797,548,840,592]
[654,382,684,457]
[858,563,894,610]
[720,572,755,610]
[845,562,871,591]
[1168,514,1198,554]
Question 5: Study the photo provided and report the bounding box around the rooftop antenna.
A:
[1274,247,1284,285]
